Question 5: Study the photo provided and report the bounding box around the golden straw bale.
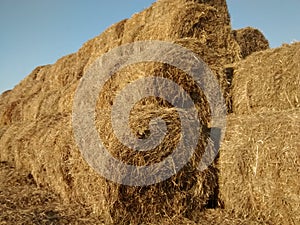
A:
[232,27,269,58]
[231,42,300,114]
[219,109,300,224]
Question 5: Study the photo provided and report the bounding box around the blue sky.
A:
[0,0,299,94]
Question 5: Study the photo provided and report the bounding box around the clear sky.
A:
[0,0,299,94]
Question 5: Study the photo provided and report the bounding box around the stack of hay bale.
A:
[0,0,298,224]
[220,42,300,224]
[0,0,240,224]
